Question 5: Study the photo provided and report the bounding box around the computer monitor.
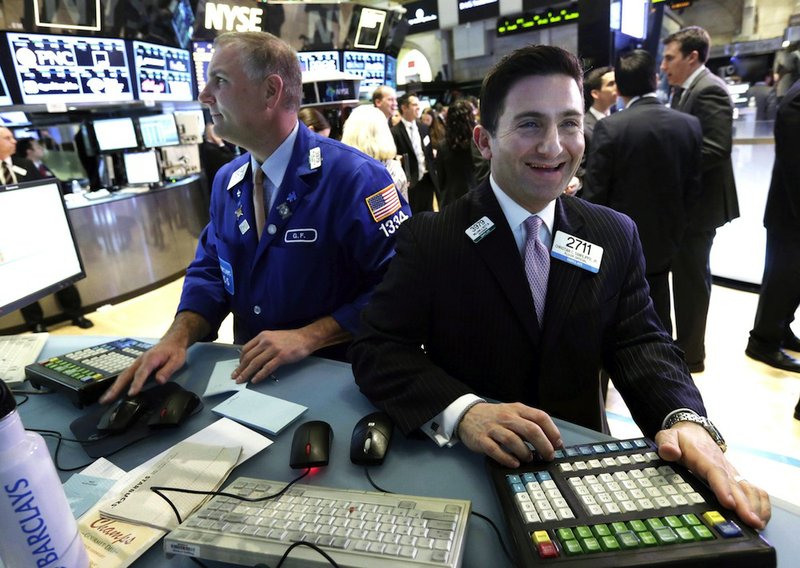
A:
[297,51,340,73]
[138,114,180,148]
[173,109,205,144]
[92,117,138,152]
[132,40,194,102]
[342,51,385,100]
[171,0,196,50]
[0,179,85,318]
[6,32,134,105]
[123,150,161,186]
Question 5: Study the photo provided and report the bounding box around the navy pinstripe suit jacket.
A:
[350,180,706,437]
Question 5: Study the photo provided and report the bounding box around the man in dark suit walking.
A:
[584,50,702,336]
[661,26,739,373]
[350,45,769,528]
[746,79,800,374]
[391,93,438,213]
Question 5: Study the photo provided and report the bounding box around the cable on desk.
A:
[362,466,518,567]
[11,387,54,406]
[150,468,312,525]
[29,427,158,472]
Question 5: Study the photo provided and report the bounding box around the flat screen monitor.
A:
[138,114,180,148]
[342,51,385,100]
[123,150,161,185]
[191,40,214,94]
[173,109,205,144]
[385,55,397,90]
[93,117,138,152]
[132,40,194,102]
[615,0,649,40]
[350,7,387,50]
[0,179,85,317]
[0,112,30,127]
[297,51,340,73]
[6,32,133,105]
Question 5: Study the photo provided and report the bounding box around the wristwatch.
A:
[663,411,727,453]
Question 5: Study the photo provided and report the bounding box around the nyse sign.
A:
[205,2,264,32]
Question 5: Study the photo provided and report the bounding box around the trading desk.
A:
[15,337,798,567]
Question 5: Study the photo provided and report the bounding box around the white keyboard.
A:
[0,333,48,385]
[164,477,471,568]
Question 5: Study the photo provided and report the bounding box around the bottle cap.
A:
[0,379,17,419]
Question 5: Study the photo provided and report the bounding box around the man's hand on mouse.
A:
[456,402,563,468]
[100,340,187,404]
[655,421,771,529]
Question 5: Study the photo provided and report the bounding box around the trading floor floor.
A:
[47,278,800,509]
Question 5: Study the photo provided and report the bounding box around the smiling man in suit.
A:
[661,26,738,373]
[350,45,770,528]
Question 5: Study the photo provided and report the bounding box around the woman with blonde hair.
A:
[341,105,409,202]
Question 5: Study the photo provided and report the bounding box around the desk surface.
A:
[16,337,798,567]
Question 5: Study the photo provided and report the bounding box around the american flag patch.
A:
[365,184,401,222]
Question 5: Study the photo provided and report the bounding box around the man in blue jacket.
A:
[102,31,410,402]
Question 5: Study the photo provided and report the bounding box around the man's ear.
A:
[263,74,284,109]
[473,125,492,160]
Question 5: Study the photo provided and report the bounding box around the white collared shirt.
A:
[588,106,610,122]
[681,65,707,94]
[625,92,658,108]
[420,177,557,447]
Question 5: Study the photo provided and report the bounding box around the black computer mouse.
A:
[290,420,333,469]
[147,389,200,429]
[350,411,393,466]
[97,398,144,433]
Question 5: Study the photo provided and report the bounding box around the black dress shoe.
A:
[745,343,800,373]
[783,334,800,352]
[71,316,94,329]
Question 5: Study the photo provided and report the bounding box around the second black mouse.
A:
[350,411,393,466]
[147,389,200,429]
[97,398,144,433]
[290,420,333,469]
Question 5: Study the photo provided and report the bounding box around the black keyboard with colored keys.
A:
[25,338,152,407]
[487,437,775,567]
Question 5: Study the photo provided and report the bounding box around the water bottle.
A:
[0,379,89,567]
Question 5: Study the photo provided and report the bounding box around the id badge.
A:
[219,258,235,295]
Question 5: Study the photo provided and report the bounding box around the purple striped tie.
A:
[524,216,550,325]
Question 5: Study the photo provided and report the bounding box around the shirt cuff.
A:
[661,408,697,430]
[421,394,485,448]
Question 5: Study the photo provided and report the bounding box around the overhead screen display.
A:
[191,40,213,95]
[342,51,385,100]
[0,67,12,106]
[458,0,499,24]
[6,32,133,105]
[133,40,193,101]
[298,51,340,73]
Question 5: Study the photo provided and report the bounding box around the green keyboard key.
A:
[611,522,628,535]
[617,531,641,549]
[691,524,715,540]
[628,520,648,533]
[557,528,576,542]
[600,535,620,551]
[681,513,702,526]
[654,526,679,545]
[592,524,611,537]
[582,537,602,553]
[575,526,593,539]
[675,527,696,543]
[639,531,658,546]
[664,515,683,529]
[562,539,584,556]
[646,518,665,531]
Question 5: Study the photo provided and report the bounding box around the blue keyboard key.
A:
[620,441,634,450]
[579,445,593,455]
[565,448,579,457]
[592,444,607,454]
[511,483,526,494]
[522,473,537,484]
[553,449,565,459]
[715,521,743,538]
[633,439,648,448]
[507,475,522,486]
[605,442,620,452]
[536,471,552,482]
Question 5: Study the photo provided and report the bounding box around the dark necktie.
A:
[523,215,550,326]
[1,161,12,185]
[38,164,49,177]
[670,87,684,109]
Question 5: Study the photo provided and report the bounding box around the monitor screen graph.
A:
[139,114,180,148]
[0,180,84,317]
